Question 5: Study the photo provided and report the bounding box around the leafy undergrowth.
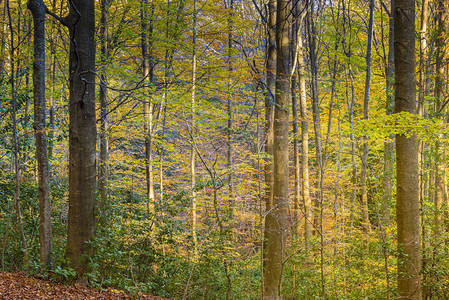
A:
[0,272,169,299]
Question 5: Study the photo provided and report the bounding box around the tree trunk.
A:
[191,0,198,259]
[227,0,235,220]
[262,0,275,295]
[394,0,421,296]
[382,0,394,228]
[28,0,52,270]
[6,0,28,269]
[262,0,290,297]
[98,0,109,211]
[65,0,97,281]
[297,21,312,254]
[307,8,325,296]
[264,0,276,212]
[141,0,155,214]
[360,0,375,235]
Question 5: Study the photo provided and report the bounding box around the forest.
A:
[0,0,447,298]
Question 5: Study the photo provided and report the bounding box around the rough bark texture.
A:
[28,0,52,269]
[262,0,289,297]
[394,0,421,296]
[65,0,97,281]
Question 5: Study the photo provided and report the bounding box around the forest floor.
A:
[0,272,168,299]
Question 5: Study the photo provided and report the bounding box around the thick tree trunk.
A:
[28,0,52,269]
[65,0,97,281]
[394,0,421,296]
[262,0,289,297]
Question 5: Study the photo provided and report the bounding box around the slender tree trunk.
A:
[297,22,312,254]
[307,8,325,297]
[261,1,276,296]
[65,0,97,281]
[227,0,235,220]
[383,0,394,228]
[48,0,57,161]
[6,0,28,269]
[141,0,155,214]
[191,0,198,259]
[98,0,109,211]
[290,0,301,240]
[28,0,52,270]
[264,0,276,212]
[262,0,290,297]
[394,0,421,296]
[432,0,447,244]
[360,0,375,235]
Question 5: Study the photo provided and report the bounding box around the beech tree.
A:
[64,0,97,280]
[28,0,52,269]
[262,0,290,297]
[394,0,421,296]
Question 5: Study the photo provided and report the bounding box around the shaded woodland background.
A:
[0,0,448,298]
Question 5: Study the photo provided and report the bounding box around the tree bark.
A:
[28,0,52,270]
[264,0,276,212]
[227,0,235,220]
[383,0,394,228]
[394,0,421,296]
[141,0,155,214]
[98,0,109,211]
[360,0,375,235]
[191,0,198,259]
[65,0,97,281]
[262,0,290,297]
[297,20,312,253]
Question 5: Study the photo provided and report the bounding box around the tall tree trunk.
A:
[264,0,276,212]
[262,0,290,297]
[262,0,275,295]
[297,19,312,254]
[141,0,155,214]
[394,0,421,296]
[418,2,429,296]
[65,0,97,281]
[383,0,394,229]
[290,0,301,240]
[432,0,447,244]
[191,0,198,260]
[6,0,28,268]
[307,7,325,296]
[227,0,235,220]
[98,0,109,211]
[360,0,375,235]
[28,0,52,270]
